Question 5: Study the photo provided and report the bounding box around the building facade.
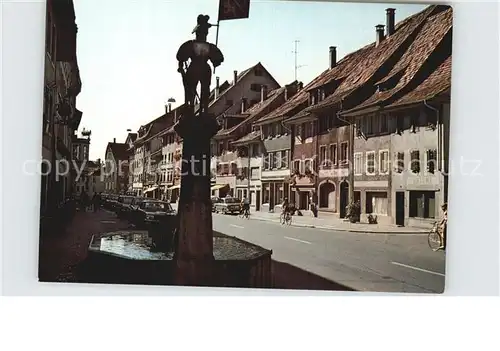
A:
[41,0,82,215]
[210,63,281,199]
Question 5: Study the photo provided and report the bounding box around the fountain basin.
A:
[81,230,273,288]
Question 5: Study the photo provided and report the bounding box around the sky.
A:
[72,0,427,161]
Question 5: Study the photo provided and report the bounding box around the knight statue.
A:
[176,14,224,115]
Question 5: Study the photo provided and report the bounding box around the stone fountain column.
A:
[173,108,219,286]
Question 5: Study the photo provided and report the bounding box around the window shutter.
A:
[263,154,270,170]
[276,151,282,168]
[282,150,289,169]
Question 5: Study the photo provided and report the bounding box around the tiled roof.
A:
[341,6,452,115]
[108,142,129,161]
[308,5,441,112]
[254,71,331,125]
[215,86,286,138]
[232,130,262,145]
[387,55,451,108]
[201,62,280,113]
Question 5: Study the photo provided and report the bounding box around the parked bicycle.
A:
[427,221,444,251]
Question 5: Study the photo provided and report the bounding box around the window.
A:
[372,115,380,134]
[366,151,376,175]
[395,152,405,173]
[304,160,311,173]
[410,150,421,173]
[250,84,261,92]
[379,150,389,174]
[366,192,388,215]
[380,114,388,133]
[319,146,327,167]
[409,191,436,218]
[263,154,270,170]
[426,149,437,174]
[293,160,300,173]
[354,153,363,175]
[254,68,263,76]
[250,167,259,179]
[319,116,328,132]
[366,116,373,135]
[340,142,348,164]
[329,144,337,166]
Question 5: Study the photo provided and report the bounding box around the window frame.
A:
[378,149,390,175]
[365,151,376,176]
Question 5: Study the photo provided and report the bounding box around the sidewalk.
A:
[247,211,428,234]
[38,208,132,282]
[170,202,427,234]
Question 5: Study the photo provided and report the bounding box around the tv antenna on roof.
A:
[292,40,307,81]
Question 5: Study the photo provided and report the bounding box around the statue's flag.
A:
[218,0,250,21]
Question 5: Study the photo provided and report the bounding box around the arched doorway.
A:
[319,181,336,210]
[339,181,349,218]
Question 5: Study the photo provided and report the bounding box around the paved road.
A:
[212,213,445,293]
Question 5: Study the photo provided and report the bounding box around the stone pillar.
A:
[173,109,219,286]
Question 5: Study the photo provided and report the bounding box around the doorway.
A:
[395,191,405,226]
[339,181,349,218]
[256,190,260,211]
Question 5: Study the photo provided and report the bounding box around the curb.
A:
[247,216,428,235]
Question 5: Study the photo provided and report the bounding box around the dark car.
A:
[115,195,135,217]
[134,200,177,228]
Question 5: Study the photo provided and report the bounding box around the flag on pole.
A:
[218,0,250,21]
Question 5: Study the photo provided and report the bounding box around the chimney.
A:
[386,8,396,37]
[113,138,116,143]
[376,24,385,47]
[297,82,304,91]
[165,104,169,114]
[233,70,238,85]
[241,98,247,113]
[329,46,337,69]
[215,76,220,98]
[260,85,268,102]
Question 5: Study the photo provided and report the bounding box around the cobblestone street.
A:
[38,209,131,283]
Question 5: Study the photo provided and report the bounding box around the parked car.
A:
[213,197,240,214]
[115,195,135,217]
[211,196,222,212]
[127,197,147,224]
[133,200,177,229]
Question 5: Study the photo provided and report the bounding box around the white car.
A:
[214,197,241,214]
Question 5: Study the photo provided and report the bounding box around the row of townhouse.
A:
[41,0,83,215]
[211,5,451,228]
[118,5,450,229]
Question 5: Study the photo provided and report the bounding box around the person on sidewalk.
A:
[438,203,448,249]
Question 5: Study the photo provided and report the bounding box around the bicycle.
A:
[427,221,444,251]
[280,211,292,225]
[239,207,250,219]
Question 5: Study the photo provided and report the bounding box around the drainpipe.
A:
[335,99,355,205]
[424,100,445,202]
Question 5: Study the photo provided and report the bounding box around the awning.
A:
[144,185,159,193]
[169,184,181,190]
[211,184,229,191]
